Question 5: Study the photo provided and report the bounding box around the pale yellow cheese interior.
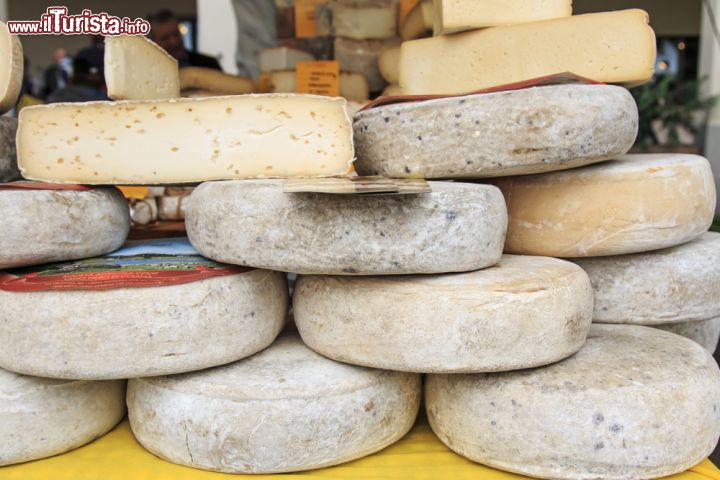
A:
[0,21,23,114]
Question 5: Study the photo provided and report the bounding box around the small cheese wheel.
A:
[426,324,720,480]
[128,334,421,474]
[0,187,130,269]
[354,85,638,179]
[0,368,125,466]
[186,179,507,275]
[294,255,593,372]
[0,269,287,380]
[494,154,716,257]
[654,317,720,354]
[573,232,720,324]
[0,21,23,114]
[0,116,21,183]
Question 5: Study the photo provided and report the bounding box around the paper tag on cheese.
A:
[296,60,339,96]
[399,0,421,27]
[295,0,328,38]
[117,186,149,199]
[0,181,93,191]
[0,238,251,292]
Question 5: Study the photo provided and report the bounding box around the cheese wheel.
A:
[378,46,400,84]
[128,334,421,473]
[0,269,287,380]
[178,67,253,95]
[0,368,125,466]
[573,232,720,324]
[654,317,720,354]
[426,324,720,480]
[0,21,23,114]
[0,187,130,269]
[294,255,593,372]
[0,116,21,183]
[186,179,507,275]
[493,154,716,257]
[354,85,638,179]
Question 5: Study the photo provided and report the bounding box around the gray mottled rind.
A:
[0,116,20,182]
[353,85,638,179]
[186,179,507,275]
[128,334,421,474]
[426,324,720,480]
[572,232,720,324]
[0,368,126,466]
[653,317,720,354]
[0,270,288,380]
[0,187,130,269]
[294,255,593,373]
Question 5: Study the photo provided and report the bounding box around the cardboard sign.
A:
[296,60,340,96]
[117,186,149,199]
[295,0,327,38]
[400,0,421,27]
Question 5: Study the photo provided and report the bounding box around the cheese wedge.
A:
[378,45,400,84]
[330,0,397,40]
[400,9,656,95]
[0,21,23,114]
[433,0,572,35]
[105,35,180,100]
[178,67,253,95]
[400,0,432,40]
[259,47,314,72]
[17,94,354,184]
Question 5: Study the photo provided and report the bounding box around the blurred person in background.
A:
[147,9,222,71]
[42,47,72,98]
[46,56,108,104]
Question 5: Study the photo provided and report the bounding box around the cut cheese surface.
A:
[0,368,126,466]
[426,324,720,480]
[400,9,656,95]
[400,0,432,40]
[105,35,179,100]
[0,263,287,380]
[17,94,354,184]
[354,85,638,178]
[493,154,716,257]
[335,37,401,92]
[127,334,421,473]
[378,45,400,84]
[0,21,23,114]
[0,187,129,269]
[654,317,720,354]
[572,232,720,324]
[186,179,507,275]
[0,116,20,183]
[178,67,253,95]
[294,255,593,373]
[259,47,314,72]
[433,0,572,35]
[330,0,397,40]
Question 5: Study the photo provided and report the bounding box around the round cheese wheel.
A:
[573,232,720,324]
[354,85,637,179]
[0,368,125,466]
[294,255,593,372]
[426,324,720,480]
[0,117,21,183]
[128,334,421,474]
[0,187,130,269]
[654,317,720,354]
[0,269,287,380]
[0,21,23,115]
[186,179,507,275]
[494,154,715,257]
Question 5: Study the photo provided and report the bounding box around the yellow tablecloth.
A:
[2,415,719,480]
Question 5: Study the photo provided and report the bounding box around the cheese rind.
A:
[105,35,180,100]
[494,154,716,257]
[0,21,23,114]
[400,9,656,95]
[335,37,401,92]
[573,233,720,324]
[433,0,572,35]
[654,317,720,354]
[127,334,421,473]
[0,116,21,182]
[259,47,314,72]
[186,179,507,275]
[354,85,638,178]
[17,94,354,184]
[426,324,720,479]
[0,368,126,466]
[400,0,432,40]
[0,270,287,380]
[294,255,593,373]
[330,0,397,40]
[178,67,254,95]
[378,45,400,84]
[0,188,130,269]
